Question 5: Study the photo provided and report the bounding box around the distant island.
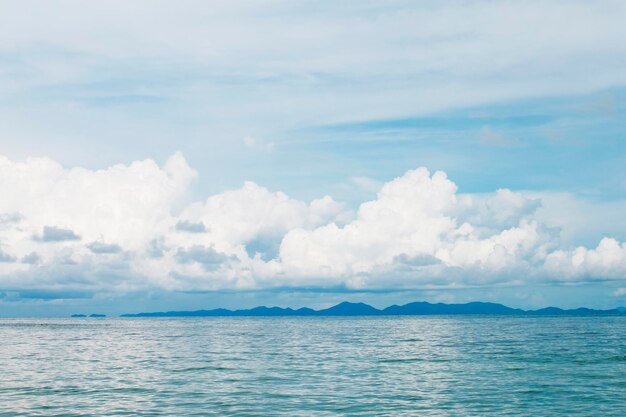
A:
[71,313,106,318]
[120,301,626,317]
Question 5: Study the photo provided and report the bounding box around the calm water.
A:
[1,316,626,416]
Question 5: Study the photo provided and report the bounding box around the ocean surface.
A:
[1,316,626,416]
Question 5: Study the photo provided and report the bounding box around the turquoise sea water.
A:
[1,316,626,416]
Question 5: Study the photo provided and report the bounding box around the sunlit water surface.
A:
[1,316,626,416]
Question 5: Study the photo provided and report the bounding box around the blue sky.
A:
[1,1,626,316]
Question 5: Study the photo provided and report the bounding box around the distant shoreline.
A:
[117,301,626,318]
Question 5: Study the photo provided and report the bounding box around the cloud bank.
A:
[0,152,624,293]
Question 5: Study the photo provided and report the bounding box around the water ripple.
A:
[1,316,626,416]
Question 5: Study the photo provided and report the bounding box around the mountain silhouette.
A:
[120,301,625,317]
[317,301,380,316]
[383,301,524,315]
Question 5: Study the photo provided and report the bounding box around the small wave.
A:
[171,365,232,373]
[378,358,426,363]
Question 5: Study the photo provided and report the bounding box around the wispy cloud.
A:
[479,126,520,146]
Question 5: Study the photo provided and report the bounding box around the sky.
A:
[1,0,626,316]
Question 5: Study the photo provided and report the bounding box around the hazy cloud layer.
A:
[1,1,626,182]
[0,152,624,293]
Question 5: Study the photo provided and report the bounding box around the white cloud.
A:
[455,189,542,233]
[545,238,626,281]
[349,176,383,194]
[243,136,274,151]
[0,151,625,292]
[613,287,626,297]
[527,191,626,246]
[279,169,555,288]
[280,168,459,278]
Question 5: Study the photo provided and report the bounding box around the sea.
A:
[1,316,626,416]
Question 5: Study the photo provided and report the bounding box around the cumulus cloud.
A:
[175,220,207,233]
[175,246,235,271]
[36,226,81,242]
[455,189,542,233]
[278,168,556,288]
[0,247,16,263]
[87,242,122,254]
[545,238,626,281]
[0,152,625,293]
[21,252,40,264]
